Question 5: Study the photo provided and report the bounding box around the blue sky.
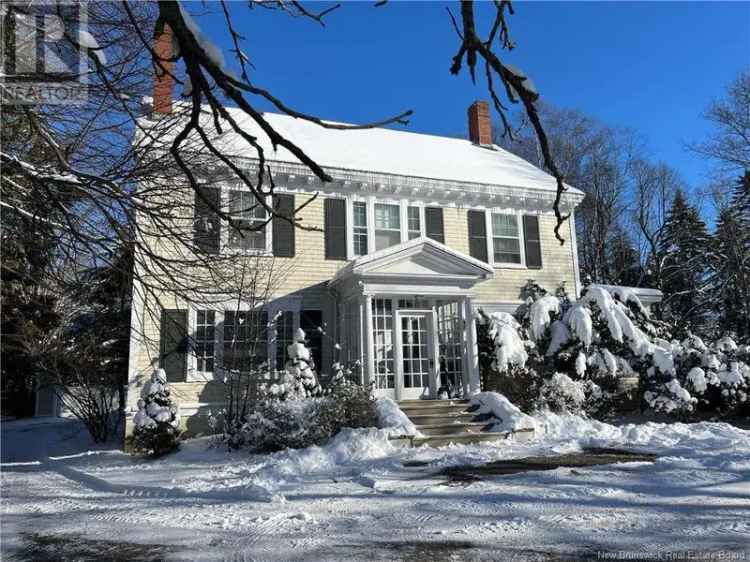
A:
[195,1,749,191]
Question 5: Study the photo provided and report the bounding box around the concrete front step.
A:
[417,422,489,436]
[399,405,474,418]
[407,413,477,426]
[412,431,508,447]
[398,399,470,407]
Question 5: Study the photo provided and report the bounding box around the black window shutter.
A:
[523,215,543,269]
[159,309,188,382]
[193,187,221,254]
[324,198,347,260]
[425,207,444,244]
[467,210,488,262]
[272,193,295,258]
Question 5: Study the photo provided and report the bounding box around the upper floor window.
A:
[353,201,368,257]
[374,203,401,251]
[407,206,421,240]
[491,213,522,264]
[228,190,267,250]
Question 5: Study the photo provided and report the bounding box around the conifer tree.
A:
[132,369,181,456]
[711,173,750,342]
[658,190,711,334]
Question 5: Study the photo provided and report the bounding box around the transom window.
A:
[374,203,401,251]
[491,213,522,264]
[228,190,267,250]
[353,201,368,257]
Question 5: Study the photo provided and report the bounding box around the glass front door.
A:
[398,312,434,400]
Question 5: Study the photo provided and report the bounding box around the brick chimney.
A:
[153,21,174,114]
[468,100,492,146]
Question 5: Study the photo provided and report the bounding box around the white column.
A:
[430,308,440,399]
[464,296,480,396]
[363,294,374,388]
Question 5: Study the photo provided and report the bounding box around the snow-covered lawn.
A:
[2,415,749,561]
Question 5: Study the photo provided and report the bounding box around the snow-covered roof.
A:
[147,104,582,197]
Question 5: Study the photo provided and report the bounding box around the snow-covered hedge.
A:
[226,378,377,452]
[478,281,749,419]
[218,333,377,452]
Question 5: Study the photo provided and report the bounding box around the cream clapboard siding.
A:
[129,194,578,436]
[443,207,577,301]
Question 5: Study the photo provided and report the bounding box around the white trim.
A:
[364,295,375,390]
[213,158,586,205]
[570,209,582,298]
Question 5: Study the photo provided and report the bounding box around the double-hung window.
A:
[353,201,368,256]
[228,190,267,251]
[374,203,401,251]
[223,310,268,372]
[407,206,421,239]
[491,213,522,264]
[195,310,215,372]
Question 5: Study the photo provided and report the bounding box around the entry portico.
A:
[330,237,494,401]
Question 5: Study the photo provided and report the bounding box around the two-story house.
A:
[126,52,585,435]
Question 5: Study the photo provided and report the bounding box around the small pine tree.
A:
[282,328,322,398]
[132,369,181,457]
[658,190,712,335]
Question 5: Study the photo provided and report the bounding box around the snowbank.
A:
[532,409,750,457]
[375,397,419,436]
[470,392,535,432]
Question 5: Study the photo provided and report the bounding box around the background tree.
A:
[658,190,711,334]
[709,173,750,342]
[690,70,750,176]
[498,104,639,285]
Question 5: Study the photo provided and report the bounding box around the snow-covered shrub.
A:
[476,307,542,412]
[537,372,596,413]
[281,328,322,398]
[470,391,535,432]
[647,335,750,418]
[131,369,180,457]
[480,279,749,420]
[225,361,376,452]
